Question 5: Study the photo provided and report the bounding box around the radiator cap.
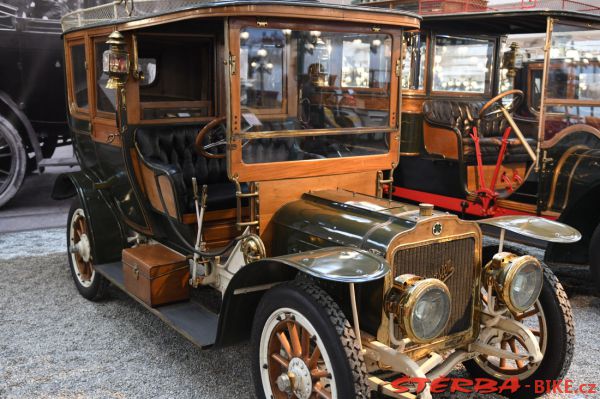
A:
[419,203,434,217]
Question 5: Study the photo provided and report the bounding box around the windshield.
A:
[239,27,392,132]
[237,26,394,164]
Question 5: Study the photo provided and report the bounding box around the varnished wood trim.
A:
[228,17,402,182]
[91,119,121,147]
[402,97,425,114]
[423,124,458,159]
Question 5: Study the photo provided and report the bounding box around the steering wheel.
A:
[478,89,524,120]
[195,116,227,159]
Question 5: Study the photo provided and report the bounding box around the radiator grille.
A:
[393,237,476,337]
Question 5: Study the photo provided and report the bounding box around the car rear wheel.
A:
[464,264,574,399]
[67,197,108,301]
[251,280,369,399]
[0,116,27,208]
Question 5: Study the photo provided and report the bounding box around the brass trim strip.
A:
[547,144,589,210]
[233,127,395,140]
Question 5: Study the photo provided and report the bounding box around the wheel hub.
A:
[71,233,91,262]
[286,357,312,399]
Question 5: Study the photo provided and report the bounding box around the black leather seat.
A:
[423,100,536,165]
[136,126,238,214]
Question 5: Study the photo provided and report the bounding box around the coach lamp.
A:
[502,41,523,79]
[106,31,130,90]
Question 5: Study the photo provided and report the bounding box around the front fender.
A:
[270,247,390,283]
[215,247,389,347]
[52,171,126,264]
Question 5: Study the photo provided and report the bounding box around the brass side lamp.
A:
[502,42,523,79]
[106,31,130,89]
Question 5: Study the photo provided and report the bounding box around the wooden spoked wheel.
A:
[475,300,547,379]
[260,308,336,399]
[69,208,95,288]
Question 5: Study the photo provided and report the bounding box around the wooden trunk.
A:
[122,245,190,307]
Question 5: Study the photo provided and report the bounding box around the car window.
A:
[239,27,392,131]
[137,35,214,120]
[432,35,495,94]
[70,44,88,110]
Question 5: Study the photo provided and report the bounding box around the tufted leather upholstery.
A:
[423,100,536,164]
[136,126,238,214]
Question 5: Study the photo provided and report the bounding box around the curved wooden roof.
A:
[61,0,421,33]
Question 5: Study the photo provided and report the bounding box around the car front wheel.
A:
[464,264,574,399]
[251,280,369,399]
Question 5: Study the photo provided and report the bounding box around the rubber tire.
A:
[589,224,600,291]
[0,116,27,208]
[66,197,109,301]
[464,263,575,399]
[251,280,369,399]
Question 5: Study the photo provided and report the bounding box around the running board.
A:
[95,262,218,349]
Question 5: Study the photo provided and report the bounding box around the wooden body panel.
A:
[467,163,526,193]
[423,125,459,159]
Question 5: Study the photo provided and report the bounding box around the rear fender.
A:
[0,90,42,167]
[53,171,126,264]
[215,247,389,347]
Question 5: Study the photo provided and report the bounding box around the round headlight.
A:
[385,275,451,343]
[491,253,543,314]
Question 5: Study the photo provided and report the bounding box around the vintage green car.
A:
[53,1,578,398]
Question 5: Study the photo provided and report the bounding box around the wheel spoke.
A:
[271,353,289,368]
[276,331,293,358]
[301,327,310,361]
[515,308,538,321]
[499,341,508,369]
[311,369,330,379]
[308,345,321,370]
[508,338,525,369]
[313,382,332,399]
[288,322,302,358]
[0,153,11,158]
[0,168,10,175]
[530,329,541,337]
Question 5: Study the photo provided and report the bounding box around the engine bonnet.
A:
[271,189,448,256]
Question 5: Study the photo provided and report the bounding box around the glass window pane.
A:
[239,27,393,164]
[70,44,88,110]
[240,28,392,130]
[432,35,494,93]
[95,40,116,114]
[402,32,426,91]
[138,36,214,120]
[547,23,600,101]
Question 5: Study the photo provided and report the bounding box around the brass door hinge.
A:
[229,54,237,76]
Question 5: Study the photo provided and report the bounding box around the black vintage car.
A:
[53,1,580,398]
[365,6,600,289]
[0,3,71,207]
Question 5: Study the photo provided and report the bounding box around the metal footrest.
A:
[95,262,219,348]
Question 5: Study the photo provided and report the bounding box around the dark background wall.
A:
[2,0,110,20]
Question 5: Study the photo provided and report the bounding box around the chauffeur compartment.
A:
[122,245,190,307]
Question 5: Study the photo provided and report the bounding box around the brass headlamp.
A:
[486,252,543,314]
[106,31,130,89]
[385,274,451,343]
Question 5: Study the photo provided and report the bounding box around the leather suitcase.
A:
[122,244,190,307]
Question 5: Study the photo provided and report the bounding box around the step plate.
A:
[95,262,218,348]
